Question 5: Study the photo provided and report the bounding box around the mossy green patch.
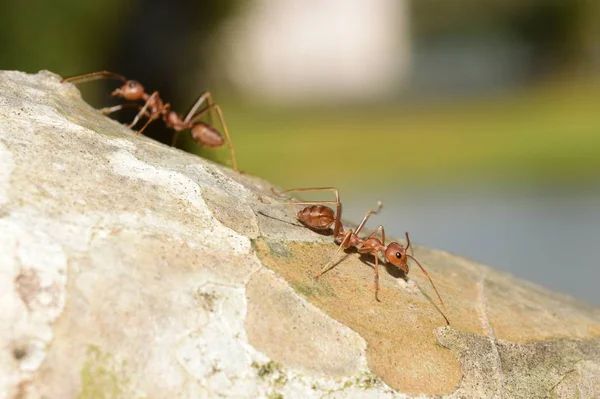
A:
[254,238,337,299]
[78,345,137,399]
[251,360,288,388]
[265,240,291,258]
[355,372,380,389]
[252,360,282,378]
[289,281,336,298]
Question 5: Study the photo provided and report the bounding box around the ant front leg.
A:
[99,103,147,116]
[374,255,381,302]
[61,70,126,84]
[126,91,160,132]
[99,103,158,135]
[138,103,170,134]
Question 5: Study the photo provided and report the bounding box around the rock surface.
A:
[0,70,599,399]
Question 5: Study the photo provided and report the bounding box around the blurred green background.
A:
[4,0,599,303]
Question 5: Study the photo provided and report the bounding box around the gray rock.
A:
[0,70,599,399]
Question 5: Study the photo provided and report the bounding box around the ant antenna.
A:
[405,232,414,256]
[406,254,448,321]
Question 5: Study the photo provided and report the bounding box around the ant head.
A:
[112,80,145,100]
[384,242,409,273]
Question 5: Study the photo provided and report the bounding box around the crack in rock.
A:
[0,141,14,206]
[477,270,504,398]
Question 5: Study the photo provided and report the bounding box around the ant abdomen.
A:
[297,205,335,231]
[191,122,224,148]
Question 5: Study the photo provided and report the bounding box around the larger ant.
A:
[266,187,449,325]
[61,71,240,172]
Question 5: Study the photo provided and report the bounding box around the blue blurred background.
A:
[5,0,599,304]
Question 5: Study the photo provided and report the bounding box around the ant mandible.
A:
[267,187,449,325]
[61,71,240,172]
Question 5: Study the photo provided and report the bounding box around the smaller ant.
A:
[266,187,449,324]
[61,71,240,172]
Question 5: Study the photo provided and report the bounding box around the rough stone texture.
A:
[0,70,599,399]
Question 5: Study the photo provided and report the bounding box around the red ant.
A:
[266,187,449,325]
[61,71,240,172]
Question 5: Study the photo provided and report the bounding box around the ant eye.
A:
[395,252,402,259]
[128,81,137,88]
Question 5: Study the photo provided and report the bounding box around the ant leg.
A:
[366,225,386,246]
[138,114,159,134]
[61,70,126,84]
[315,230,353,279]
[172,92,213,146]
[374,255,381,302]
[170,103,186,145]
[99,103,145,116]
[184,91,216,131]
[99,103,157,135]
[184,92,212,123]
[270,188,340,215]
[172,130,182,147]
[138,103,170,134]
[270,187,339,202]
[189,104,239,172]
[126,91,159,131]
[353,201,383,236]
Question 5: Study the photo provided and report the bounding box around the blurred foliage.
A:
[0,0,131,75]
[2,0,599,192]
[1,0,240,153]
[413,0,600,72]
[210,75,600,191]
[0,0,238,77]
[1,0,596,306]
